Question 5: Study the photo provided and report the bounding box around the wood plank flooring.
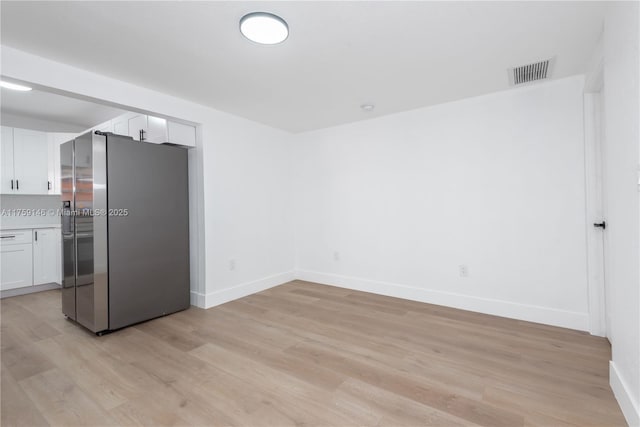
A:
[1,280,626,426]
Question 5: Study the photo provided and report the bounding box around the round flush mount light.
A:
[240,12,289,45]
[0,80,32,91]
[360,104,375,112]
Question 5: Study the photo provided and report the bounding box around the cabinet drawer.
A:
[0,229,33,246]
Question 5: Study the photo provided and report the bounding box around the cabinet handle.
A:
[16,180,19,190]
[0,235,16,239]
[35,231,38,241]
[139,129,146,141]
[10,179,13,190]
[47,181,51,190]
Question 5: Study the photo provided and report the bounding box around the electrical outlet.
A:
[459,264,469,277]
[229,259,236,271]
[333,251,340,261]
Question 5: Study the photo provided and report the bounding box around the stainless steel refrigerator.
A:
[60,131,190,334]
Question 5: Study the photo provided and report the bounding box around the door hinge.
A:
[594,221,606,230]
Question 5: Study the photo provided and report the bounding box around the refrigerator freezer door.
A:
[60,140,75,320]
[73,132,108,333]
[107,135,189,330]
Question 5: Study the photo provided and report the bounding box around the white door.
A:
[584,91,609,338]
[13,128,49,194]
[33,228,60,285]
[1,243,33,290]
[1,126,15,193]
[596,92,612,339]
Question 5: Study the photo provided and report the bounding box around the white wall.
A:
[294,76,590,331]
[601,3,640,425]
[200,113,295,306]
[0,111,85,133]
[0,46,296,308]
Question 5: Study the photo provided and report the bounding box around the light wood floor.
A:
[1,280,626,426]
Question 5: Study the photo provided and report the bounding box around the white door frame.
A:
[584,62,608,337]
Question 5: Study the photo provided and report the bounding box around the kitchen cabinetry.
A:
[13,128,49,194]
[0,227,61,292]
[92,113,196,147]
[128,113,168,143]
[167,121,197,147]
[1,229,34,291]
[1,126,57,195]
[33,228,61,285]
[1,126,14,193]
[46,132,77,195]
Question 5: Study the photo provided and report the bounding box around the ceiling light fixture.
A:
[240,12,288,45]
[360,104,375,112]
[0,81,32,91]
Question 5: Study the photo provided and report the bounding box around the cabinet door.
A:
[167,121,196,147]
[1,126,15,193]
[47,136,56,194]
[113,117,129,136]
[47,132,77,195]
[1,243,33,290]
[146,116,168,143]
[33,228,60,285]
[13,128,49,194]
[128,114,147,141]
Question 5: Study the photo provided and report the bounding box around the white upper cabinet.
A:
[128,114,148,141]
[128,113,168,143]
[87,112,197,147]
[1,126,15,193]
[47,132,76,195]
[167,121,197,147]
[2,127,49,195]
[13,128,49,194]
[1,127,75,195]
[146,116,168,143]
[112,115,129,136]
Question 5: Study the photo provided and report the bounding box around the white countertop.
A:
[1,224,61,230]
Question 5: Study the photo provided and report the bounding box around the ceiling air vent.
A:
[509,58,553,86]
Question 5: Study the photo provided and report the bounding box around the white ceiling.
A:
[1,1,607,133]
[0,88,126,132]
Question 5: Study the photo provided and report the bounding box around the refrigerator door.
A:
[60,140,76,320]
[107,135,190,330]
[73,132,108,333]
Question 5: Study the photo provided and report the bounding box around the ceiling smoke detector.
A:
[509,58,554,86]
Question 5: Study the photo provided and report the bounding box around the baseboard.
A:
[190,290,206,308]
[1,282,61,299]
[191,271,295,309]
[610,361,640,427]
[295,270,589,331]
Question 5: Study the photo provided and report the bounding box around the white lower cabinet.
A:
[33,228,61,285]
[1,228,61,292]
[1,230,34,291]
